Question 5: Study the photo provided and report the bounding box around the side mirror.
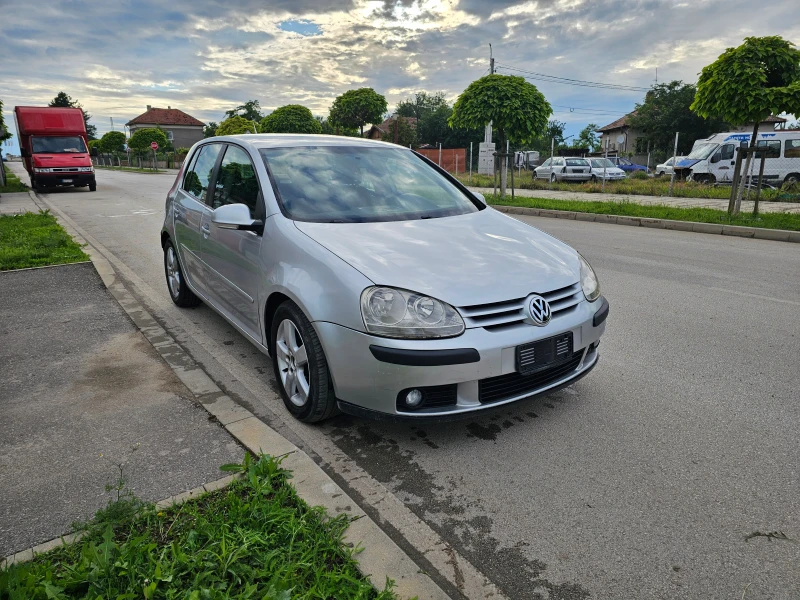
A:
[20,148,29,158]
[472,191,486,204]
[90,147,99,157]
[212,203,263,233]
[710,154,720,164]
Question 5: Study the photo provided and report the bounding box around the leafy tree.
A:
[395,92,449,120]
[329,88,388,137]
[628,81,726,156]
[573,123,601,152]
[381,117,417,147]
[417,104,452,146]
[0,98,11,143]
[216,116,258,136]
[49,91,97,139]
[260,105,322,134]
[99,131,126,153]
[450,74,552,196]
[203,122,218,138]
[224,100,263,123]
[691,36,800,214]
[127,127,168,152]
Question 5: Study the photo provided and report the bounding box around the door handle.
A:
[201,224,210,238]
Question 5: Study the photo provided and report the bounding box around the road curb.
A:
[493,205,800,243]
[33,193,455,600]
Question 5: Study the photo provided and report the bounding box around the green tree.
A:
[572,124,601,152]
[203,122,218,138]
[224,100,263,123]
[450,74,552,196]
[0,98,12,143]
[216,116,258,136]
[381,117,417,147]
[329,88,388,137]
[628,81,726,156]
[260,105,322,134]
[691,36,800,214]
[395,92,449,120]
[99,130,126,153]
[127,127,168,152]
[49,91,97,139]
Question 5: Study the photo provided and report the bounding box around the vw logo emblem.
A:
[528,295,551,326]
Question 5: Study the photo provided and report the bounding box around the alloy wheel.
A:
[275,319,310,407]
[166,246,181,299]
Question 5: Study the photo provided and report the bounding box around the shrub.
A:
[260,105,322,134]
[630,170,649,180]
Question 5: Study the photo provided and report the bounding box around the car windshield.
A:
[565,159,589,166]
[260,146,480,223]
[31,136,87,154]
[687,144,717,160]
[590,159,615,168]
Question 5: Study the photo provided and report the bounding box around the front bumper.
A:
[33,172,95,187]
[315,296,608,418]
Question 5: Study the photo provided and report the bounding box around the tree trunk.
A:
[733,122,759,216]
[499,154,508,198]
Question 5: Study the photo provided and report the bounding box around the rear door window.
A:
[183,144,223,203]
[784,139,800,158]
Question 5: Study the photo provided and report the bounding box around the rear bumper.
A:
[33,173,95,187]
[556,173,591,181]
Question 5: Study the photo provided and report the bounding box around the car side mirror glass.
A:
[710,154,720,163]
[90,147,99,157]
[212,203,263,233]
[20,148,29,158]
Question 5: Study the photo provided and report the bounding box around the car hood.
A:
[33,153,92,168]
[294,208,580,307]
[676,158,700,168]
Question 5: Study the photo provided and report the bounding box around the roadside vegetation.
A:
[0,211,89,270]
[0,454,398,599]
[94,165,166,173]
[486,194,800,232]
[0,169,28,194]
[456,172,800,202]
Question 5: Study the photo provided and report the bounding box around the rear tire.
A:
[271,301,339,423]
[784,173,800,186]
[164,240,201,308]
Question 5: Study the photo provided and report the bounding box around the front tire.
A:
[550,173,557,183]
[271,301,338,423]
[164,240,201,308]
[89,182,97,192]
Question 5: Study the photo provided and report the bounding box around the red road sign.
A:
[151,141,159,150]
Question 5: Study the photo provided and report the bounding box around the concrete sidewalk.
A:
[468,185,800,214]
[0,263,242,556]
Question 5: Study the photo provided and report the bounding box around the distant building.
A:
[599,112,789,165]
[126,106,205,148]
[366,116,418,140]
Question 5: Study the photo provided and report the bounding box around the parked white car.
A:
[535,157,592,182]
[588,158,626,182]
[655,156,685,177]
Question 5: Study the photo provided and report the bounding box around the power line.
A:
[551,104,628,115]
[496,63,651,92]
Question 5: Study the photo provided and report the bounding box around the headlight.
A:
[34,168,53,173]
[77,166,94,172]
[579,255,601,302]
[360,286,465,339]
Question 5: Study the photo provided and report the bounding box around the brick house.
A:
[126,106,205,148]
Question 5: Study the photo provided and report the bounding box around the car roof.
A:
[205,134,402,151]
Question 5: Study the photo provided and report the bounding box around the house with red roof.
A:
[126,106,205,149]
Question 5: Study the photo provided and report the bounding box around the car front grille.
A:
[51,167,80,172]
[459,283,582,331]
[478,350,584,404]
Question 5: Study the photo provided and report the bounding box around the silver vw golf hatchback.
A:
[161,135,608,422]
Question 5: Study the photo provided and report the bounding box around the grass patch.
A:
[455,172,800,202]
[0,211,89,270]
[95,166,167,173]
[1,454,399,599]
[488,194,800,232]
[0,168,29,193]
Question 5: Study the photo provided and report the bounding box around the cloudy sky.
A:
[1,0,798,151]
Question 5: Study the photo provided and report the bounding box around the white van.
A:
[675,131,800,186]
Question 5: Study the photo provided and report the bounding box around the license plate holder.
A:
[516,332,573,374]
[62,179,73,183]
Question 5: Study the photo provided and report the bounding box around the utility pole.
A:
[110,117,115,131]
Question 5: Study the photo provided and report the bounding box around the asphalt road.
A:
[31,165,800,599]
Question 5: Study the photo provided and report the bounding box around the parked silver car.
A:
[535,157,593,182]
[161,135,608,422]
[655,156,685,177]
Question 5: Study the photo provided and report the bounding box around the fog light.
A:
[405,389,423,407]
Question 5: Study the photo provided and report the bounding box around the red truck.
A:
[14,106,96,192]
